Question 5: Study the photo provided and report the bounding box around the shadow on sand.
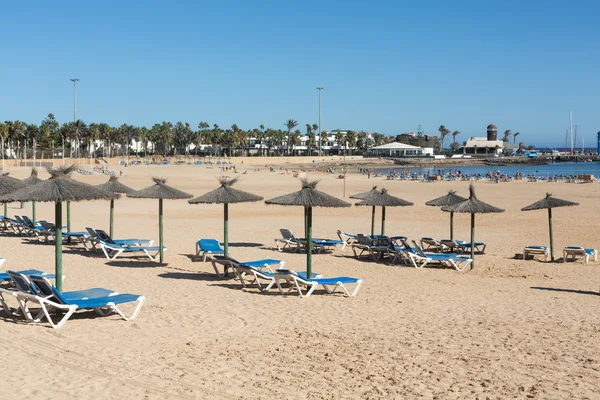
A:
[531,287,599,296]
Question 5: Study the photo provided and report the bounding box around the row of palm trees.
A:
[0,115,392,161]
[438,125,522,152]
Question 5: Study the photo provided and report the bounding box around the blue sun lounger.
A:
[98,239,164,261]
[14,275,146,329]
[196,239,225,261]
[210,256,284,278]
[274,269,362,298]
[235,266,321,293]
[563,246,598,264]
[0,270,62,316]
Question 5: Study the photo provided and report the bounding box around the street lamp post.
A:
[316,87,323,157]
[70,78,79,164]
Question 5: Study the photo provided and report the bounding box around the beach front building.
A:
[460,124,517,155]
[249,129,368,155]
[364,142,433,158]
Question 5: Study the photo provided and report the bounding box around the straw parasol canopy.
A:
[355,188,413,236]
[426,190,467,240]
[128,178,193,263]
[349,186,378,200]
[188,176,263,257]
[350,186,380,235]
[96,176,135,238]
[0,172,27,217]
[442,184,504,268]
[21,168,44,222]
[521,193,579,261]
[265,179,351,277]
[0,165,116,291]
[22,168,43,186]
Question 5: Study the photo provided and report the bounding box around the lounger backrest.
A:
[411,240,428,257]
[86,227,99,239]
[22,216,35,228]
[199,239,221,251]
[6,271,37,294]
[96,229,117,245]
[30,275,68,305]
[399,238,416,254]
[279,229,295,241]
[276,268,299,277]
[356,234,373,246]
[375,236,393,248]
[40,221,55,232]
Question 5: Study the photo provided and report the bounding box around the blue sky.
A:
[0,0,598,146]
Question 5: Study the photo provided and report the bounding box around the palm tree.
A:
[438,125,450,151]
[503,130,511,142]
[285,119,298,155]
[335,131,345,155]
[319,130,328,155]
[451,130,460,151]
[0,122,8,168]
[513,131,520,144]
[346,131,357,155]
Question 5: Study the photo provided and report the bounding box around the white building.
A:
[364,142,433,158]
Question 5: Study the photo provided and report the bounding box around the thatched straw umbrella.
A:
[96,176,135,238]
[0,173,26,217]
[350,186,379,236]
[442,184,504,269]
[22,168,43,223]
[425,190,467,240]
[265,179,351,277]
[188,176,263,257]
[521,193,578,261]
[355,188,413,236]
[0,166,115,291]
[127,178,193,263]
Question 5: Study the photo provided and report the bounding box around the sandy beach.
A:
[1,160,599,399]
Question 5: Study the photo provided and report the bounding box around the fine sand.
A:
[1,163,599,399]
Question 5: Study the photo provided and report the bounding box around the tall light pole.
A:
[317,87,323,157]
[71,78,79,161]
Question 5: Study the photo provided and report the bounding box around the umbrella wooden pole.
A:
[371,206,375,236]
[55,201,63,292]
[66,201,71,232]
[32,201,36,224]
[109,198,115,238]
[3,203,6,218]
[548,208,554,261]
[224,203,229,257]
[450,211,454,240]
[159,198,164,263]
[470,213,475,270]
[304,206,308,239]
[307,206,313,278]
[381,206,386,236]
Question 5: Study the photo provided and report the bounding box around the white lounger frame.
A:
[14,291,145,329]
[100,243,163,261]
[563,247,598,264]
[523,246,549,261]
[274,273,362,298]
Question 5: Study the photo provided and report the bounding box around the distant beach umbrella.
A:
[350,186,379,236]
[265,178,351,277]
[425,190,467,240]
[128,178,193,263]
[0,165,115,292]
[355,188,413,236]
[96,176,135,238]
[521,193,579,261]
[442,184,504,269]
[188,176,263,257]
[21,168,43,223]
[0,173,26,217]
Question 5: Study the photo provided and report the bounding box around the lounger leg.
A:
[108,296,146,321]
